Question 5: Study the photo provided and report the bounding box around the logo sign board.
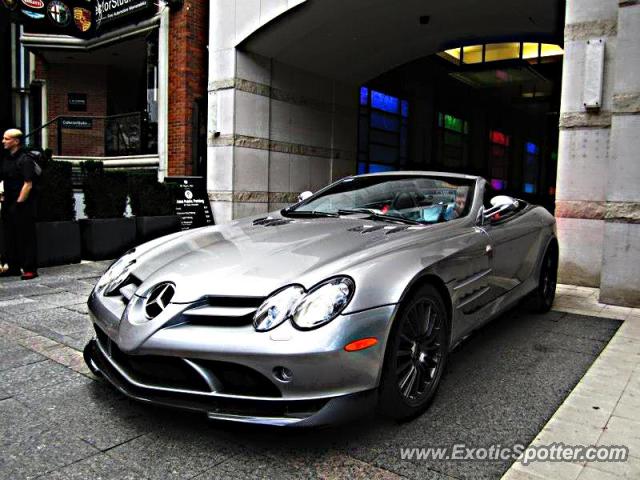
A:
[73,6,91,31]
[95,0,152,28]
[67,93,87,112]
[165,177,215,230]
[21,0,44,9]
[47,0,71,26]
[60,117,93,129]
[1,0,155,39]
[21,8,44,18]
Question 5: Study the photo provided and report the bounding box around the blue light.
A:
[360,87,369,106]
[369,163,395,173]
[401,100,409,118]
[371,90,400,114]
[371,112,400,132]
[524,183,536,193]
[526,142,538,155]
[358,162,367,174]
[371,111,400,132]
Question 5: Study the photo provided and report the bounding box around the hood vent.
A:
[348,225,386,234]
[253,217,294,227]
[348,225,411,235]
[385,226,411,235]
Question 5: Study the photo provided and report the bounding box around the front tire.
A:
[378,284,449,421]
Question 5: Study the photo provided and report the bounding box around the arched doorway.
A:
[207,0,563,221]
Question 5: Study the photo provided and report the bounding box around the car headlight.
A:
[292,277,355,330]
[253,285,305,332]
[96,249,137,295]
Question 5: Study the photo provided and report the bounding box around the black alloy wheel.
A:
[378,284,449,420]
[530,244,558,313]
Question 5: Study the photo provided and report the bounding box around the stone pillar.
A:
[557,0,640,306]
[555,0,618,287]
[207,0,357,224]
[599,0,640,306]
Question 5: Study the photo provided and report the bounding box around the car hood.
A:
[131,215,446,303]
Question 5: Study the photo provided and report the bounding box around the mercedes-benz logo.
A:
[144,283,175,319]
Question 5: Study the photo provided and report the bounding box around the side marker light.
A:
[344,337,378,352]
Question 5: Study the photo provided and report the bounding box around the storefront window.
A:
[357,87,408,174]
[523,141,540,193]
[488,129,510,190]
[435,112,469,168]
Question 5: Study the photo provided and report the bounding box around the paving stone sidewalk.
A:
[502,286,640,480]
[0,262,637,480]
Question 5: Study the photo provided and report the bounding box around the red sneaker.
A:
[21,271,39,281]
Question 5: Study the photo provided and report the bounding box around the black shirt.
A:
[0,148,36,205]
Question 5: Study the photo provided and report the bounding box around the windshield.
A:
[285,175,475,224]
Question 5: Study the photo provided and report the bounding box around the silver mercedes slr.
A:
[84,172,558,426]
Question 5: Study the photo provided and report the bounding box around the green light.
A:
[444,114,464,133]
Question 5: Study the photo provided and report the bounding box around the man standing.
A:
[0,129,38,279]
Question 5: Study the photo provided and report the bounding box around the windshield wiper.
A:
[281,210,339,218]
[337,208,422,225]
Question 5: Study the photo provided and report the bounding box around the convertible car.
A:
[83,172,558,426]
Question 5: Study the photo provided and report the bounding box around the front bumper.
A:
[86,292,396,426]
[84,338,377,426]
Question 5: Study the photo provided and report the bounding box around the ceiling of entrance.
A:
[38,36,147,69]
[241,0,562,85]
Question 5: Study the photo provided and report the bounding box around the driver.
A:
[443,193,466,221]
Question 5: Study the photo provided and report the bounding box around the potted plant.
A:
[79,161,135,260]
[128,173,180,244]
[35,154,81,267]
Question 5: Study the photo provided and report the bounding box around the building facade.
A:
[12,0,208,181]
[204,0,639,306]
[5,0,638,306]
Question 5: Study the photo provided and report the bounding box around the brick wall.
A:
[36,57,107,156]
[167,0,209,176]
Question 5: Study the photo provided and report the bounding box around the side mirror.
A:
[483,195,519,223]
[298,191,313,203]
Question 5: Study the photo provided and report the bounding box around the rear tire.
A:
[378,284,449,421]
[530,243,558,313]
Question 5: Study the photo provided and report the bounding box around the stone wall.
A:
[207,0,355,223]
[557,0,640,305]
